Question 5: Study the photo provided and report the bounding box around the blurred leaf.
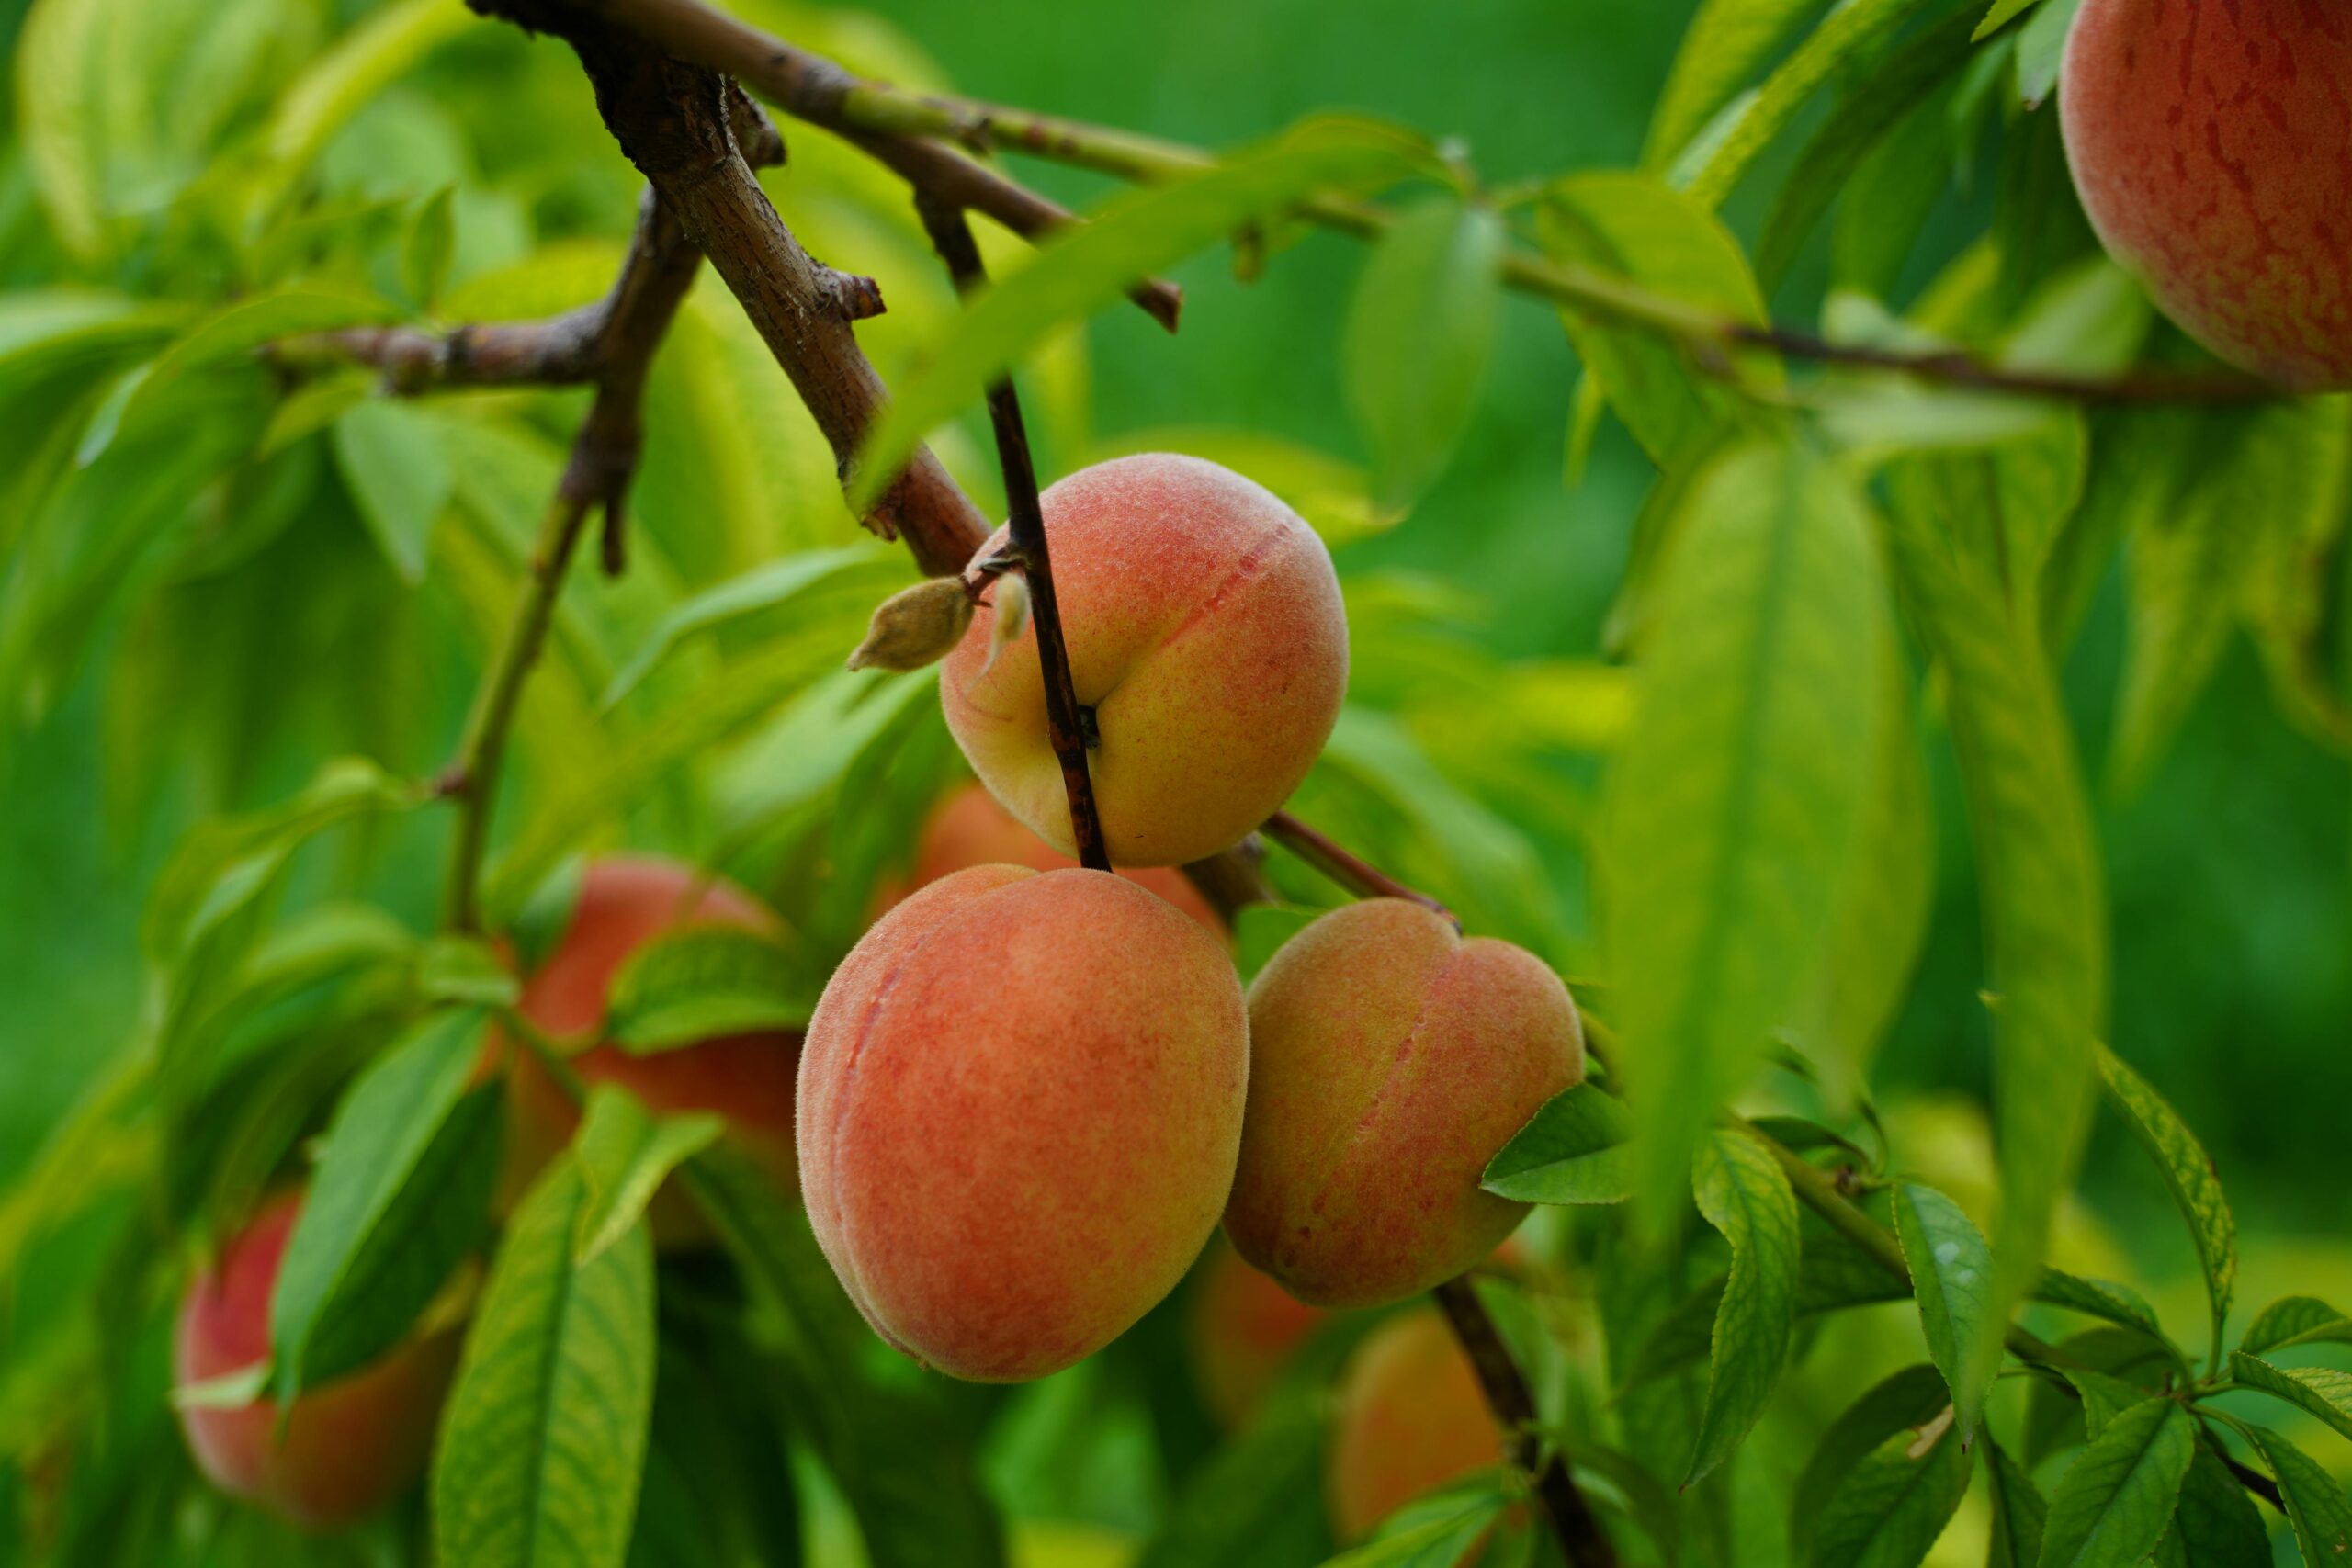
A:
[1138,1394,1329,1568]
[1808,1421,1971,1568]
[2240,399,2352,753]
[1320,1495,1504,1566]
[2014,0,2085,107]
[270,1009,498,1400]
[2242,1298,2352,1357]
[1976,0,2048,37]
[570,1087,722,1267]
[435,1156,657,1568]
[2239,1425,2352,1568]
[600,547,903,708]
[2228,1356,2352,1443]
[333,398,454,584]
[404,186,458,312]
[1985,1438,2050,1568]
[2153,1439,2270,1568]
[1890,1184,1996,1439]
[417,933,525,1008]
[2035,1271,2162,1338]
[1645,0,1829,171]
[1481,1083,1634,1205]
[1233,903,1319,986]
[849,118,1433,513]
[605,925,823,1053]
[252,0,475,219]
[1341,196,1504,511]
[1686,1126,1799,1484]
[2095,1043,2234,1367]
[1792,1363,1951,1562]
[1883,412,2086,624]
[1605,439,1887,1222]
[2034,1397,2196,1568]
[1087,426,1402,546]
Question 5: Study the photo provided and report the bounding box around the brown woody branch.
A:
[1261,809,1455,926]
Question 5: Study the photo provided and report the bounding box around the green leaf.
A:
[2035,1396,2197,1568]
[1891,1184,1997,1439]
[1140,1393,1330,1568]
[334,399,454,584]
[14,0,113,257]
[570,1088,722,1268]
[269,1010,497,1400]
[1809,1420,1972,1568]
[1234,903,1320,986]
[2036,1271,2163,1338]
[2228,1355,2352,1444]
[1322,1496,1506,1566]
[1481,1083,1634,1206]
[604,925,823,1053]
[2153,1439,2271,1568]
[1086,426,1404,546]
[1686,1126,1801,1484]
[2097,1044,2234,1367]
[598,547,904,708]
[2015,0,2086,107]
[1342,197,1504,511]
[1605,439,1888,1222]
[404,186,458,312]
[2020,1330,2174,1463]
[847,118,1431,513]
[1794,1365,1954,1561]
[1645,0,1831,171]
[2239,1424,2352,1568]
[417,934,525,1008]
[1976,0,2047,39]
[434,1156,657,1568]
[1986,1438,2050,1568]
[251,0,475,218]
[2242,1298,2352,1357]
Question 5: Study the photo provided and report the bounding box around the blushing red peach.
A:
[1326,1310,1503,1543]
[174,1193,459,1530]
[1225,899,1582,1309]
[798,865,1249,1382]
[940,455,1348,867]
[2061,0,2352,389]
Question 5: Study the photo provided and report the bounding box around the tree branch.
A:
[917,197,1111,871]
[1261,809,1455,925]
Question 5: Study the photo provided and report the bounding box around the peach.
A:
[1225,899,1582,1309]
[499,856,800,1243]
[881,781,1227,938]
[1183,1238,1332,1429]
[2061,0,2352,389]
[174,1193,460,1530]
[798,864,1248,1382]
[940,455,1349,867]
[1326,1310,1502,1543]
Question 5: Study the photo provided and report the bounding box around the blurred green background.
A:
[1,0,2346,1350]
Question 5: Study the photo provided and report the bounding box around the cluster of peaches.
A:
[174,456,1584,1541]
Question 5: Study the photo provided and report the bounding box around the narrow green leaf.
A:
[1891,1184,1997,1439]
[252,0,474,217]
[2035,1271,2163,1338]
[2015,0,2086,107]
[1342,197,1505,511]
[1794,1365,1953,1561]
[1809,1420,1972,1568]
[2020,1330,2174,1463]
[1322,1496,1506,1566]
[1644,0,1831,171]
[2229,1355,2352,1444]
[1986,1438,2050,1568]
[433,1158,656,1568]
[270,1010,496,1400]
[2240,1424,2352,1568]
[404,186,458,312]
[2153,1438,2271,1568]
[2097,1044,2234,1367]
[2242,1298,2352,1357]
[334,400,454,584]
[1976,0,2047,39]
[416,934,524,1008]
[1606,439,1888,1223]
[1481,1083,1634,1206]
[1575,1446,1684,1567]
[2035,1396,2197,1568]
[570,1088,722,1267]
[847,118,1431,513]
[598,547,901,709]
[604,925,823,1053]
[1139,1393,1329,1568]
[1686,1127,1801,1484]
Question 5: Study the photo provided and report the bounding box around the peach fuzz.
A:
[2061,0,2352,389]
[1326,1309,1504,1544]
[1182,1238,1332,1429]
[174,1193,459,1531]
[498,856,800,1244]
[798,864,1249,1382]
[1225,899,1582,1309]
[940,454,1348,868]
[883,781,1226,939]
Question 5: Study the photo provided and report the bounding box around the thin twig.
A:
[1261,809,1456,926]
[916,196,1111,871]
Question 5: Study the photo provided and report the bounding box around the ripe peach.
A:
[499,856,800,1242]
[1225,899,1582,1309]
[174,1193,460,1530]
[880,782,1227,939]
[940,455,1349,867]
[798,864,1249,1382]
[1183,1238,1331,1429]
[1326,1310,1502,1543]
[2061,0,2352,389]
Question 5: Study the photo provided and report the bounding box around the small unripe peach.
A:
[1226,899,1582,1309]
[881,782,1227,939]
[941,455,1349,867]
[1182,1239,1332,1429]
[799,865,1249,1382]
[2061,0,2352,389]
[1326,1310,1502,1543]
[174,1194,459,1530]
[499,856,800,1244]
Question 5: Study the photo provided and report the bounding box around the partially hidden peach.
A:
[799,864,1249,1382]
[941,455,1349,868]
[1183,1237,1331,1429]
[175,1193,460,1531]
[1326,1310,1503,1544]
[1225,899,1582,1309]
[2061,0,2352,389]
[499,856,800,1244]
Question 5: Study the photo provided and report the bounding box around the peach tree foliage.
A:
[0,0,2347,1564]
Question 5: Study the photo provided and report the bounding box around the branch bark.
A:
[1261,809,1455,926]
